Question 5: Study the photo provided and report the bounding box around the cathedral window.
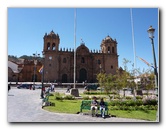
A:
[47,42,50,50]
[63,58,67,63]
[81,57,85,63]
[112,47,115,53]
[111,65,113,69]
[52,43,56,50]
[108,46,110,53]
[97,59,101,64]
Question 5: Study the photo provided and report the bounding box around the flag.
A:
[38,65,43,73]
[137,56,154,68]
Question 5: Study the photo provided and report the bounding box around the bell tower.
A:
[43,30,60,52]
[100,35,117,54]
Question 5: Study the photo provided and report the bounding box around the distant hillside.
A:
[8,55,19,62]
[19,55,34,60]
[8,55,42,62]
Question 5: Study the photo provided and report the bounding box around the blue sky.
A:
[8,8,159,72]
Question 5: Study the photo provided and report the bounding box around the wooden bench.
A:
[80,100,109,115]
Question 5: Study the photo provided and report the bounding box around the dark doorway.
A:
[62,74,67,83]
[79,68,87,83]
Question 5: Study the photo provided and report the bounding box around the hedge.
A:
[108,99,158,110]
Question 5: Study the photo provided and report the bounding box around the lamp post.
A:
[147,26,158,96]
[147,25,158,121]
[33,52,40,90]
[41,51,45,99]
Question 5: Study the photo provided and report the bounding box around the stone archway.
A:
[79,68,87,83]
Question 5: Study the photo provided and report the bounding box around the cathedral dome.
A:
[76,43,90,55]
[45,30,59,39]
[105,35,111,40]
[49,30,56,35]
[104,35,113,41]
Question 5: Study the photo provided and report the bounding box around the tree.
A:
[122,58,131,71]
[116,68,131,98]
[104,74,117,100]
[139,69,155,97]
[97,58,155,101]
[97,73,116,100]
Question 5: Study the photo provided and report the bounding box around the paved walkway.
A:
[8,87,149,122]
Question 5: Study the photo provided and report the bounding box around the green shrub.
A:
[108,99,157,111]
[143,99,157,106]
[109,100,119,106]
[64,95,75,100]
[123,105,129,110]
[138,105,147,111]
[55,96,63,101]
[83,90,113,95]
[54,92,63,101]
[136,96,143,99]
[143,93,153,96]
[114,95,121,99]
[82,96,91,100]
[135,106,140,110]
[126,96,132,100]
[54,92,61,96]
[110,105,119,110]
[126,100,136,106]
[128,106,134,111]
[49,93,54,96]
[110,91,117,95]
[135,100,143,106]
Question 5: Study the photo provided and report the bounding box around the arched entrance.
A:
[79,68,87,83]
[62,74,67,83]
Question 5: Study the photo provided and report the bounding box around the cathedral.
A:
[43,30,119,83]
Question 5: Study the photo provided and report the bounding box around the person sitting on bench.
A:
[99,98,106,118]
[91,96,98,117]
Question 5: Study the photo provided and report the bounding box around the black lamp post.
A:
[147,26,158,97]
[147,25,158,121]
[33,52,40,90]
[41,51,45,99]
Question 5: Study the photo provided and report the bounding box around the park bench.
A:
[80,100,109,116]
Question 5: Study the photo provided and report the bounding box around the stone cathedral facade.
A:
[43,30,119,83]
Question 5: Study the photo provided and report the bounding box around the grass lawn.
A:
[110,110,156,121]
[44,99,81,114]
[43,95,157,121]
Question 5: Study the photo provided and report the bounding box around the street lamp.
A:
[147,25,158,121]
[33,52,40,90]
[41,51,45,99]
[147,26,158,96]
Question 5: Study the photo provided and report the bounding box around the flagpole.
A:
[70,8,79,97]
[130,8,138,99]
[130,8,137,71]
[41,52,45,99]
[74,8,76,89]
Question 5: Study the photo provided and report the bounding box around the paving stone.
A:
[7,87,149,122]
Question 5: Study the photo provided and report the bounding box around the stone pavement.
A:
[7,87,149,122]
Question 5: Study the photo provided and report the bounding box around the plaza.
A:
[8,86,148,122]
